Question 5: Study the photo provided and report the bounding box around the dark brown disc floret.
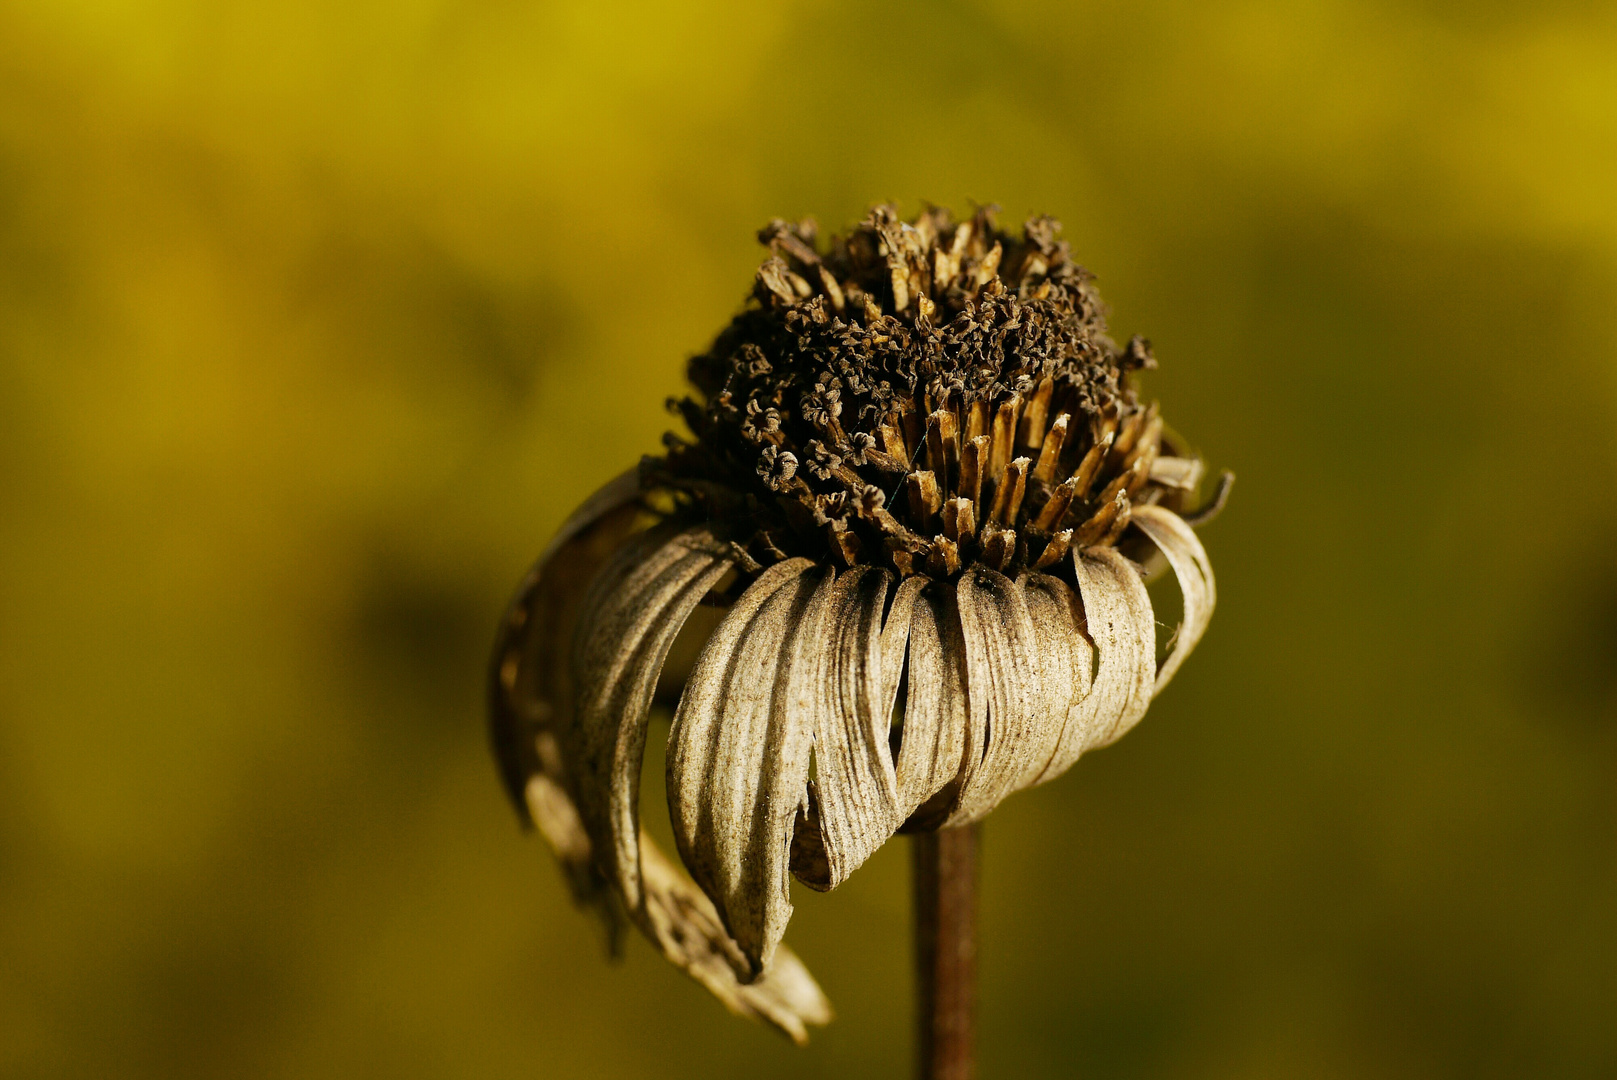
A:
[647,204,1217,583]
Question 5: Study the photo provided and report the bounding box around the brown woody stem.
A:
[912,824,978,1080]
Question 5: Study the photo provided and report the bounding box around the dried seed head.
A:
[648,204,1204,580]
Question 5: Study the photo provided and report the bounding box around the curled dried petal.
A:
[893,579,971,828]
[1131,505,1216,695]
[791,567,911,891]
[571,524,735,910]
[491,474,834,1042]
[666,560,824,977]
[1068,546,1156,753]
[947,565,1043,825]
[489,468,643,821]
[637,831,831,1044]
[1017,572,1093,787]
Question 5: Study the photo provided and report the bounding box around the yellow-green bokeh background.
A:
[4,1,1616,1076]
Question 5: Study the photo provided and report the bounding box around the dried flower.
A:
[489,204,1230,1043]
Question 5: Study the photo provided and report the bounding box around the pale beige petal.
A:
[1131,505,1216,696]
[947,564,1044,825]
[491,479,832,1043]
[489,472,645,947]
[893,578,972,828]
[1018,573,1095,786]
[489,468,642,823]
[636,831,832,1045]
[1069,546,1157,752]
[792,567,910,891]
[879,575,927,722]
[666,559,824,977]
[570,523,735,911]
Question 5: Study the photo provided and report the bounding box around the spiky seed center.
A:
[649,204,1193,581]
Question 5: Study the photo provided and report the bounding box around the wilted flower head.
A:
[490,204,1229,1042]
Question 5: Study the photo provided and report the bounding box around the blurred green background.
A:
[3,0,1616,1076]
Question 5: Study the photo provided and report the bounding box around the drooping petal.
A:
[571,523,735,911]
[488,471,644,947]
[488,467,641,823]
[893,578,972,828]
[1018,572,1095,787]
[792,567,915,892]
[879,575,927,725]
[636,831,832,1045]
[1069,546,1157,752]
[947,564,1045,825]
[499,495,832,1041]
[666,559,824,977]
[1131,505,1217,695]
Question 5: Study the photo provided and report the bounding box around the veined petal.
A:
[571,523,735,911]
[1019,573,1095,786]
[879,576,927,725]
[488,479,831,1042]
[666,559,824,977]
[636,831,832,1046]
[948,564,1044,825]
[488,467,642,823]
[793,567,912,891]
[488,470,643,947]
[1132,505,1216,696]
[894,578,972,828]
[1069,546,1157,752]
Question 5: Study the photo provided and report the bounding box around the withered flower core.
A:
[651,205,1211,582]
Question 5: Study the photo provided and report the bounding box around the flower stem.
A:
[911,824,978,1080]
